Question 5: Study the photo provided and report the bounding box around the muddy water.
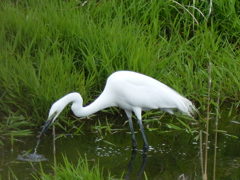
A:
[1,109,240,179]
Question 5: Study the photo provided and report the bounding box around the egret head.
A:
[38,92,83,139]
[39,101,65,138]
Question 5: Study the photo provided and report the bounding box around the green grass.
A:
[33,155,115,180]
[0,0,239,132]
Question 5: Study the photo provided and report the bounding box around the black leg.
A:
[138,119,149,150]
[132,108,149,150]
[125,111,137,149]
[129,116,137,149]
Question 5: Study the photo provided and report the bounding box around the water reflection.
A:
[125,149,147,180]
[1,129,240,179]
[1,105,239,179]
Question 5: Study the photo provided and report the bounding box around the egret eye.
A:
[48,111,58,120]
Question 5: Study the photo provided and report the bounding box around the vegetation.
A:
[0,0,239,130]
[0,1,239,178]
[33,155,114,180]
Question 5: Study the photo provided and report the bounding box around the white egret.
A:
[39,70,197,150]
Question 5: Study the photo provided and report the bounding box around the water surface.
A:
[1,108,240,179]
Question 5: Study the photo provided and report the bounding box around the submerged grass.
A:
[0,0,239,131]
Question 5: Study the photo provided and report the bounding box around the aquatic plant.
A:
[33,155,115,180]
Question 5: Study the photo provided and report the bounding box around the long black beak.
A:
[38,112,57,139]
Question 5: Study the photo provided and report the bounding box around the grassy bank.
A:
[0,0,239,131]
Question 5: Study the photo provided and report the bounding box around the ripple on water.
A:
[17,153,47,162]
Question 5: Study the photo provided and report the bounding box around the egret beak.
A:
[38,112,57,139]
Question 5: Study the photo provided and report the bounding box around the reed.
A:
[203,61,212,180]
[213,92,220,180]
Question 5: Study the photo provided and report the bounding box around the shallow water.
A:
[1,109,240,179]
[17,153,47,162]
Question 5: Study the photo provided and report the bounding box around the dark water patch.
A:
[1,104,239,179]
[1,129,240,179]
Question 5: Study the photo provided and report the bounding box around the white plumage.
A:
[40,70,197,150]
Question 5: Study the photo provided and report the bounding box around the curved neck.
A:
[70,92,115,117]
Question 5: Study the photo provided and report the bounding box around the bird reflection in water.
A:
[125,148,148,180]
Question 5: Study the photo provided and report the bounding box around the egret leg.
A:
[138,119,149,150]
[129,117,137,149]
[133,108,149,150]
[125,110,137,149]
